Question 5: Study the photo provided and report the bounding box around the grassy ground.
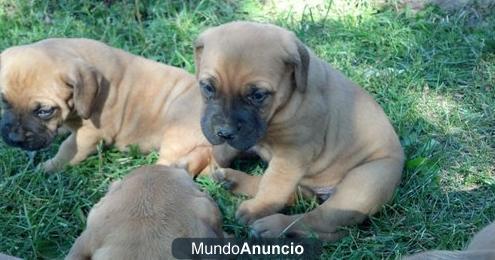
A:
[0,0,494,259]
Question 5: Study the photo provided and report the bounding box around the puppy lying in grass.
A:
[0,38,211,174]
[66,165,223,259]
[405,221,495,259]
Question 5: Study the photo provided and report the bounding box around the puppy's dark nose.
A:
[216,126,235,140]
[8,131,25,143]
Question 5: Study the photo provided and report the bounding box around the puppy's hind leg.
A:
[41,127,101,172]
[156,127,205,167]
[212,168,262,198]
[163,145,213,177]
[250,156,403,241]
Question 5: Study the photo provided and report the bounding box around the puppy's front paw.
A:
[38,159,61,173]
[236,199,279,225]
[250,214,292,238]
[212,168,236,190]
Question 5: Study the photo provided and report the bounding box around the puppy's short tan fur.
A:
[195,21,405,240]
[405,221,495,260]
[66,165,223,260]
[0,38,210,173]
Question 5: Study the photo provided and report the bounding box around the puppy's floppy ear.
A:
[194,38,204,79]
[286,36,310,92]
[62,60,103,119]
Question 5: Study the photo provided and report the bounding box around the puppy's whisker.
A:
[26,151,37,166]
[278,213,306,238]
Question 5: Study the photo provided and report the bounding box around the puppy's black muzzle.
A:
[0,115,54,151]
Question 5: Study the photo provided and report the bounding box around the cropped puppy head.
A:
[194,21,309,150]
[0,40,104,150]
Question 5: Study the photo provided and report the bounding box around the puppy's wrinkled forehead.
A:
[197,22,294,92]
[1,47,64,108]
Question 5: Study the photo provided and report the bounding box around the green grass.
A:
[0,0,494,259]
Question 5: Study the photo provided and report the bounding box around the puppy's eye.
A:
[247,88,270,105]
[0,94,10,107]
[1,100,11,109]
[34,107,56,120]
[200,80,216,99]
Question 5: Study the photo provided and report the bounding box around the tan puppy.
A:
[405,221,495,259]
[0,38,211,174]
[66,165,223,260]
[194,21,405,240]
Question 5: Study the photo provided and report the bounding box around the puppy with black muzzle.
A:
[66,165,223,260]
[0,38,212,174]
[405,221,495,259]
[194,21,405,240]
